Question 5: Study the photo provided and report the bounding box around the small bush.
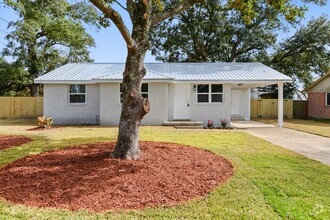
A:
[207,120,215,129]
[37,116,53,128]
[221,119,228,128]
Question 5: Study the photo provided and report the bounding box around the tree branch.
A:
[151,0,204,26]
[114,0,127,11]
[89,0,136,50]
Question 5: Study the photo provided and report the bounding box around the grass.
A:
[255,119,330,138]
[0,119,329,219]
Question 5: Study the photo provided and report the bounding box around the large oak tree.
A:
[257,15,330,98]
[150,0,328,97]
[150,0,283,62]
[89,0,325,160]
[2,0,99,96]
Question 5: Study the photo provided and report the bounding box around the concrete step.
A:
[174,125,204,129]
[163,121,203,126]
[231,115,245,121]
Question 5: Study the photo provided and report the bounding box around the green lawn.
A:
[255,119,330,138]
[0,119,329,219]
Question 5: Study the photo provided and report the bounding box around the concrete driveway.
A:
[244,127,330,166]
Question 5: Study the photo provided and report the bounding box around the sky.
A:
[0,1,329,63]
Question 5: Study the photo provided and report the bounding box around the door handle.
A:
[187,101,190,107]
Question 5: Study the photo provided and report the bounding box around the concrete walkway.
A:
[244,127,330,165]
[231,121,277,129]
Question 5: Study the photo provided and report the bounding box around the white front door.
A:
[231,90,242,115]
[174,84,190,120]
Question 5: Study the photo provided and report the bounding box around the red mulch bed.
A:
[0,141,233,212]
[0,135,32,150]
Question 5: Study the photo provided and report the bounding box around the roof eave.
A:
[35,78,292,84]
[172,79,293,84]
[34,80,96,84]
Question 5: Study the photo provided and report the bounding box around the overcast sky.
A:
[0,1,329,63]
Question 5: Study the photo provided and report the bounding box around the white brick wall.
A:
[44,84,100,124]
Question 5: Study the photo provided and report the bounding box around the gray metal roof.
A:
[34,62,292,83]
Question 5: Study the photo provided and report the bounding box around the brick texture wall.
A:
[308,92,330,119]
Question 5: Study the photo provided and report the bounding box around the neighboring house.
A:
[34,62,292,126]
[304,73,330,119]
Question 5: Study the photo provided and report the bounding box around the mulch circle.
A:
[0,141,233,212]
[0,135,32,151]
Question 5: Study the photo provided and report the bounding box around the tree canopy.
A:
[0,58,29,96]
[265,15,330,87]
[151,0,283,62]
[256,15,330,97]
[150,0,329,97]
[1,0,99,95]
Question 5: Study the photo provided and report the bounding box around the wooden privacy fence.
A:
[293,100,308,119]
[0,97,43,119]
[251,99,293,119]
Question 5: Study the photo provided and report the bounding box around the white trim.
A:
[36,79,292,84]
[247,88,251,120]
[173,80,292,84]
[35,80,97,84]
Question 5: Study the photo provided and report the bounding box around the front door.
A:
[174,84,190,120]
[231,90,242,115]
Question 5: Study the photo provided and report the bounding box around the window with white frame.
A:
[120,83,148,103]
[69,84,86,103]
[326,92,330,106]
[197,84,223,103]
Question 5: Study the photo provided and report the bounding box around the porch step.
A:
[231,115,245,121]
[174,125,204,129]
[163,121,203,126]
[163,121,204,129]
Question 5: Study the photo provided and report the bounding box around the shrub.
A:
[221,119,228,128]
[37,116,53,128]
[207,120,215,129]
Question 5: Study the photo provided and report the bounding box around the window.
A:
[69,84,85,103]
[120,83,148,103]
[326,92,330,106]
[197,84,223,103]
[141,83,148,99]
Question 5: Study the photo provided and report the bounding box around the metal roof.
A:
[34,62,292,83]
[93,70,173,81]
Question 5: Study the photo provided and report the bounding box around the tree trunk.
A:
[30,84,39,96]
[112,50,150,160]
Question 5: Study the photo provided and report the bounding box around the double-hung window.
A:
[141,83,148,99]
[197,84,223,103]
[120,83,148,103]
[326,92,330,106]
[69,84,86,103]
